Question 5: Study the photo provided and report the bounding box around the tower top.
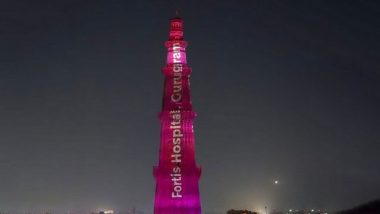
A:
[169,16,184,41]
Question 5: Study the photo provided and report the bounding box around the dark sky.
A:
[1,0,380,213]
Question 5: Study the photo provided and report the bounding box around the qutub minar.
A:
[153,16,202,214]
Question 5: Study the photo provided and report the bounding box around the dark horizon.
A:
[1,0,379,213]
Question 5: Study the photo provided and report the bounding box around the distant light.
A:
[274,180,279,184]
[289,209,292,212]
[311,209,314,212]
[104,210,114,214]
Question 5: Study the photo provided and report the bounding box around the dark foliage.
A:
[338,199,380,214]
[227,209,258,214]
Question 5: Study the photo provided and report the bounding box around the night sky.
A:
[1,0,380,213]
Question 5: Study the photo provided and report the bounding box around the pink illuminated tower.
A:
[153,16,202,214]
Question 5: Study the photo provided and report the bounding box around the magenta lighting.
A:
[153,16,202,214]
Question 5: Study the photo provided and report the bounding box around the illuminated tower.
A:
[153,16,202,214]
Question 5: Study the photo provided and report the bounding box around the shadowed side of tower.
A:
[153,17,202,214]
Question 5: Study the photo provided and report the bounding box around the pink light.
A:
[153,17,202,214]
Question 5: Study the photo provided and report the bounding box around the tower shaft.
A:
[153,17,202,214]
